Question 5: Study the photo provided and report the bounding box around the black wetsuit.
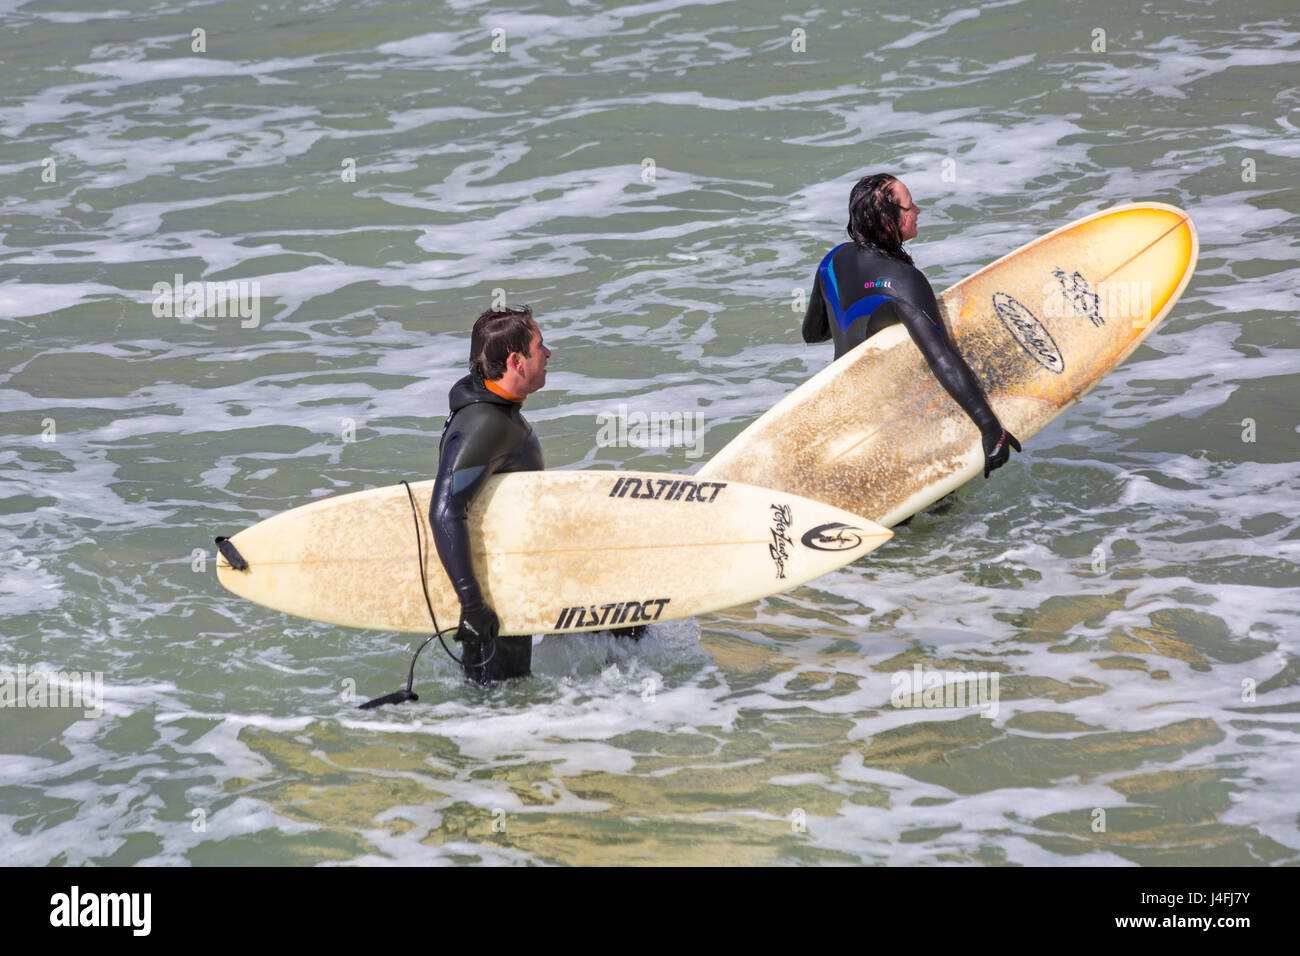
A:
[802,242,1004,441]
[431,373,543,683]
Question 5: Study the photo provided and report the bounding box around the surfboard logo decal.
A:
[1051,268,1104,328]
[554,598,670,630]
[769,504,794,579]
[992,292,1065,374]
[800,522,865,552]
[608,476,725,502]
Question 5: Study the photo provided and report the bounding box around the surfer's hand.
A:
[457,601,499,643]
[981,428,1022,478]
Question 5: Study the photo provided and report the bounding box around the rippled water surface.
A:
[1,0,1297,865]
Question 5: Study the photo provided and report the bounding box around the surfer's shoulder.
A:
[836,242,917,272]
[443,400,516,458]
[448,400,513,433]
[886,257,935,296]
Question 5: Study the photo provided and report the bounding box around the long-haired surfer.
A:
[801,173,1020,477]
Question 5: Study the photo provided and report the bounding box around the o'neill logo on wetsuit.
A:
[991,292,1065,374]
[800,522,865,552]
[609,477,725,502]
[554,598,669,630]
[864,278,893,290]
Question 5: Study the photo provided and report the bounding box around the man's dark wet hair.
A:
[846,173,913,265]
[470,306,538,380]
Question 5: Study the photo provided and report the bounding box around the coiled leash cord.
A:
[358,480,493,709]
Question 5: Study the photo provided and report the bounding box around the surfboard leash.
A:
[359,480,496,709]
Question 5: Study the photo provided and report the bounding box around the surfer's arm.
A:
[801,269,831,343]
[431,408,510,608]
[890,271,1002,435]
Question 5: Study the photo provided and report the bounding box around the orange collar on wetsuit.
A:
[819,243,894,334]
[483,378,524,403]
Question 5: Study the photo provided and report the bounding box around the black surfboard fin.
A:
[215,536,248,571]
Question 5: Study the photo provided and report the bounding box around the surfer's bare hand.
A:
[457,600,500,642]
[982,428,1022,478]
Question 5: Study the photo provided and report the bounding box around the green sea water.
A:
[0,0,1297,865]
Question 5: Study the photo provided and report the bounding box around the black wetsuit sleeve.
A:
[891,268,1001,434]
[430,406,512,608]
[802,268,831,343]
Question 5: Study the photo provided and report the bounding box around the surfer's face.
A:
[892,180,920,241]
[514,328,550,394]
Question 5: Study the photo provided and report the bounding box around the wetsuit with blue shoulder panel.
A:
[801,174,1020,477]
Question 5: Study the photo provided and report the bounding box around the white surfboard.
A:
[699,203,1198,526]
[215,471,892,635]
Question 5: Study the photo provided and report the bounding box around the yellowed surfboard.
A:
[699,203,1198,526]
[215,471,892,635]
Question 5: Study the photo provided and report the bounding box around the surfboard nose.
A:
[771,496,893,582]
[1094,204,1197,324]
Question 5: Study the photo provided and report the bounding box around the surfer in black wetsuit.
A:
[432,306,643,685]
[431,306,548,683]
[802,173,1020,478]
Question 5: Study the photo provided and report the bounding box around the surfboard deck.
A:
[215,471,892,635]
[698,203,1198,527]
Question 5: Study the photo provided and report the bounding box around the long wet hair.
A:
[470,305,537,380]
[846,173,912,265]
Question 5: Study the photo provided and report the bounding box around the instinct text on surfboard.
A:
[554,598,671,630]
[608,477,726,502]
